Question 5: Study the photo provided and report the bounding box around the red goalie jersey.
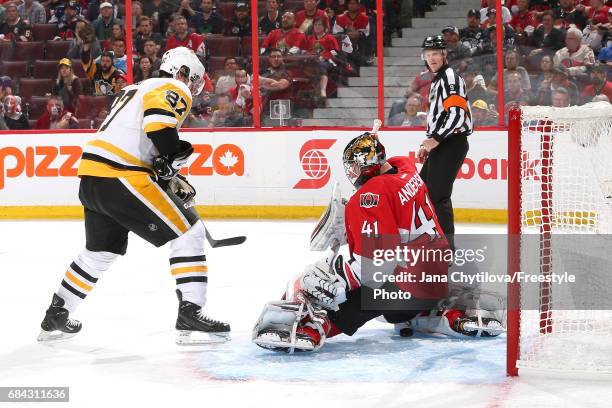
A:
[340,156,449,297]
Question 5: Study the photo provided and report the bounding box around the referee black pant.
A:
[419,133,469,251]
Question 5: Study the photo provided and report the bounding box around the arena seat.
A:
[11,41,45,61]
[27,96,49,120]
[0,61,29,79]
[32,24,58,41]
[0,41,13,60]
[75,95,111,120]
[33,60,60,79]
[207,37,241,57]
[18,78,54,102]
[45,41,72,60]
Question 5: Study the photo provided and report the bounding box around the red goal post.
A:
[507,103,612,376]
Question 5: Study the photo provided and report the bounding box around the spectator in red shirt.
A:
[261,11,308,55]
[165,15,206,62]
[332,0,372,65]
[583,0,610,25]
[307,16,340,98]
[35,95,80,129]
[510,0,538,34]
[296,0,330,34]
[581,63,612,101]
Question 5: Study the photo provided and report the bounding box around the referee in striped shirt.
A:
[417,35,473,251]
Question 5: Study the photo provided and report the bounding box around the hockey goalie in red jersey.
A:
[252,131,503,352]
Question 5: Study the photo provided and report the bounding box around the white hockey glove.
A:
[310,181,347,251]
[300,255,347,311]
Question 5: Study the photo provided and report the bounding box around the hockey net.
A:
[507,102,612,375]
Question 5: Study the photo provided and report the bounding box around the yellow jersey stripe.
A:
[77,158,152,178]
[171,266,208,276]
[87,139,152,169]
[124,176,190,234]
[66,271,93,292]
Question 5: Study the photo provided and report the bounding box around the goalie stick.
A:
[205,228,246,248]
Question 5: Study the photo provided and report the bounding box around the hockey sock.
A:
[169,222,208,307]
[56,249,118,313]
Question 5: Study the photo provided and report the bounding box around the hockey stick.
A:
[205,228,246,248]
[370,119,382,138]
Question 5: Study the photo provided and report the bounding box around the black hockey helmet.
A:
[422,35,447,50]
[342,132,386,188]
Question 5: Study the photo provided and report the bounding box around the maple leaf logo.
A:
[219,150,239,169]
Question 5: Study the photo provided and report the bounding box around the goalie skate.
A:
[175,290,230,345]
[37,294,82,343]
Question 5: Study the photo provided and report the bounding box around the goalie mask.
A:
[342,133,386,188]
[160,46,206,96]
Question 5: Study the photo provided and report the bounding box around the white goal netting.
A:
[517,102,612,374]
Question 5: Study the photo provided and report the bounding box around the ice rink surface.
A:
[1,220,610,408]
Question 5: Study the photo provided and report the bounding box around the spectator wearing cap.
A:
[535,65,579,105]
[36,95,80,129]
[261,12,307,55]
[480,6,512,29]
[191,0,225,36]
[388,94,426,127]
[0,76,13,101]
[259,0,282,35]
[165,15,206,61]
[134,16,164,56]
[82,41,123,96]
[17,0,46,25]
[471,99,498,126]
[68,19,102,60]
[554,0,588,31]
[55,1,81,40]
[482,22,516,54]
[93,2,120,41]
[442,26,471,68]
[333,0,373,66]
[528,10,565,57]
[460,9,486,56]
[3,95,29,130]
[224,2,252,37]
[554,27,596,79]
[581,63,612,102]
[296,0,330,34]
[52,58,83,113]
[114,73,127,93]
[0,4,32,41]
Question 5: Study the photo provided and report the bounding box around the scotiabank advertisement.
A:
[0,130,506,210]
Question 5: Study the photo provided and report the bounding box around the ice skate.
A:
[37,294,82,343]
[175,290,230,345]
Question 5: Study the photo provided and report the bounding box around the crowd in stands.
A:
[0,0,396,129]
[392,0,612,127]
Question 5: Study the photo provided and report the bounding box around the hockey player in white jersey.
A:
[38,47,230,345]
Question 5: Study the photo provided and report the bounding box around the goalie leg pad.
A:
[252,301,329,353]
